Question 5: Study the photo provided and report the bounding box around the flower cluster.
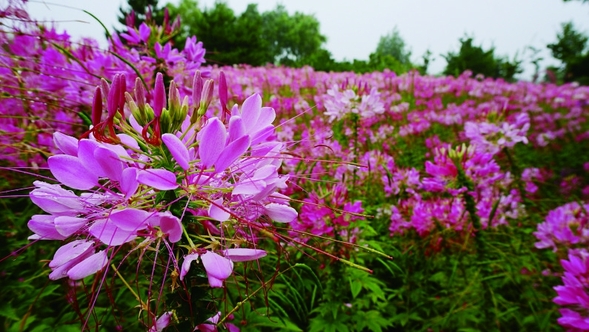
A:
[0,1,206,168]
[321,83,385,122]
[27,71,296,329]
[553,250,589,331]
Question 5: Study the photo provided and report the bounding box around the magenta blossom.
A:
[180,248,267,287]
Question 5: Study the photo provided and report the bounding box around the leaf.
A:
[0,303,19,321]
[350,279,362,298]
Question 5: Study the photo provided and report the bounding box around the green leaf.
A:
[0,302,19,321]
[350,279,362,298]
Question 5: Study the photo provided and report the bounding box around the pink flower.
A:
[180,249,267,287]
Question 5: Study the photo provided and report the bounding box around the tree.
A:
[547,22,589,85]
[261,5,326,66]
[443,37,522,81]
[373,28,412,66]
[165,1,326,67]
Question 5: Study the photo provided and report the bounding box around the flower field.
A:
[1,2,589,331]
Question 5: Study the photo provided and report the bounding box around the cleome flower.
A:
[26,71,297,328]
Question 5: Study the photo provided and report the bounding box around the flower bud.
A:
[153,72,166,117]
[134,77,146,111]
[160,109,171,134]
[191,71,203,116]
[91,86,102,126]
[191,79,214,123]
[168,80,181,115]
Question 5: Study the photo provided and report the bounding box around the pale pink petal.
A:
[251,125,275,145]
[53,132,78,156]
[94,147,124,182]
[201,251,233,281]
[49,240,94,268]
[215,135,250,172]
[121,167,139,197]
[137,169,178,190]
[180,253,200,280]
[199,117,226,168]
[153,311,173,332]
[48,155,98,190]
[264,203,297,223]
[117,133,140,150]
[223,248,267,262]
[240,94,262,134]
[77,139,102,176]
[29,182,83,216]
[252,165,277,180]
[226,323,240,332]
[257,107,276,128]
[49,250,93,280]
[208,198,230,222]
[27,215,65,240]
[109,208,151,231]
[159,213,182,243]
[54,216,87,237]
[206,275,224,288]
[67,250,108,280]
[162,133,190,170]
[228,116,245,142]
[89,219,136,246]
[233,180,266,196]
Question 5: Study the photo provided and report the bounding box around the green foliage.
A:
[307,28,424,74]
[261,5,326,66]
[547,22,589,85]
[373,27,412,67]
[443,37,523,81]
[165,1,326,66]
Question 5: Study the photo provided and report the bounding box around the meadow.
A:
[1,2,589,331]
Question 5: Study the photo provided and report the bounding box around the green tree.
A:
[167,0,203,45]
[373,27,412,66]
[547,22,589,85]
[443,37,522,81]
[166,1,325,66]
[261,5,326,66]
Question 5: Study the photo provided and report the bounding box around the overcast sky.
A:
[26,0,589,80]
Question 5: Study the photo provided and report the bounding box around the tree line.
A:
[118,0,589,84]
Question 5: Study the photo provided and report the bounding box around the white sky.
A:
[25,0,589,80]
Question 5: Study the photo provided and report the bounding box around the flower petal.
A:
[54,216,87,237]
[223,248,267,262]
[215,135,250,172]
[28,215,65,240]
[201,251,233,281]
[180,253,200,280]
[162,133,190,170]
[89,219,136,246]
[228,115,245,142]
[121,167,139,197]
[109,208,151,231]
[53,132,79,156]
[49,240,94,268]
[240,94,262,135]
[94,147,124,182]
[208,198,230,222]
[159,213,182,243]
[137,169,178,190]
[199,117,226,168]
[48,155,98,190]
[265,203,297,223]
[67,250,108,280]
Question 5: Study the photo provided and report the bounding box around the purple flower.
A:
[180,249,267,287]
[48,240,108,280]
